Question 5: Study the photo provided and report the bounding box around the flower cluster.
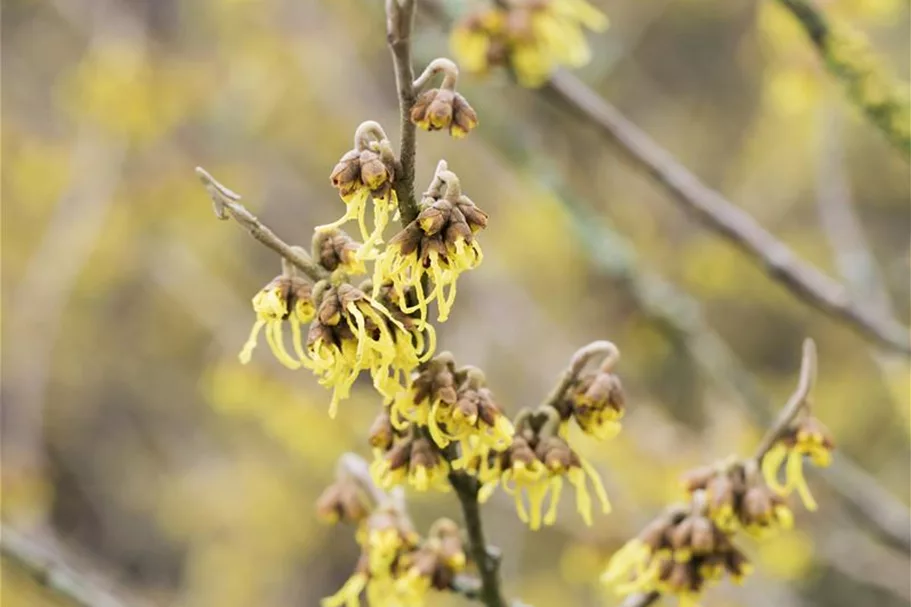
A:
[682,459,794,538]
[373,167,487,323]
[451,0,608,87]
[317,458,468,607]
[602,506,752,606]
[239,272,315,369]
[602,338,831,607]
[324,122,398,258]
[410,58,479,139]
[760,415,834,511]
[552,343,625,440]
[474,407,611,530]
[372,353,513,492]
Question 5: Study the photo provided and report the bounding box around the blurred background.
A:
[2,0,909,606]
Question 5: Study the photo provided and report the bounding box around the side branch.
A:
[1,526,129,607]
[543,71,911,356]
[386,0,421,225]
[195,167,328,282]
[754,338,817,459]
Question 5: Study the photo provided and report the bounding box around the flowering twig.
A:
[386,0,420,225]
[1,526,130,607]
[194,167,329,282]
[754,338,817,459]
[540,70,910,356]
[776,0,910,156]
[384,1,514,604]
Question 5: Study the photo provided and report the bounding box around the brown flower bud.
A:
[369,410,395,450]
[330,149,362,197]
[451,93,479,138]
[358,149,391,191]
[456,196,488,232]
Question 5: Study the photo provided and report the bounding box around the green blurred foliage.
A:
[1,0,908,606]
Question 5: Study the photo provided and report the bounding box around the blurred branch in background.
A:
[1,526,130,607]
[540,70,911,356]
[776,0,911,156]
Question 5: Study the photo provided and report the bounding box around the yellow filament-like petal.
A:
[786,450,818,511]
[568,468,593,526]
[527,480,549,530]
[581,457,612,514]
[761,443,790,494]
[513,489,529,523]
[290,316,309,365]
[543,476,563,526]
[268,321,302,369]
[239,319,265,364]
[321,572,367,607]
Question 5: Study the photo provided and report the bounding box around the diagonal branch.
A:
[542,69,911,356]
[195,167,328,282]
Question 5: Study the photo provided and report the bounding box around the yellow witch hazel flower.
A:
[304,281,424,418]
[761,415,834,511]
[451,0,608,88]
[481,415,610,530]
[239,273,315,369]
[323,506,422,607]
[369,432,452,493]
[388,353,512,451]
[681,459,794,539]
[410,58,479,139]
[324,121,399,259]
[373,167,486,323]
[602,508,753,606]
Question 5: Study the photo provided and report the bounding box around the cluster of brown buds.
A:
[410,58,478,139]
[389,354,513,452]
[601,502,752,603]
[313,228,366,275]
[374,163,488,323]
[682,458,794,538]
[476,405,611,530]
[369,420,452,493]
[324,121,398,254]
[603,338,832,607]
[553,341,625,439]
[239,261,316,369]
[318,455,468,607]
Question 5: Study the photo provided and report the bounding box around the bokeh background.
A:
[2,0,910,606]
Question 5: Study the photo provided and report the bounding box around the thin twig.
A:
[1,526,130,607]
[541,341,618,410]
[386,0,420,225]
[541,70,911,356]
[754,338,817,459]
[776,0,910,156]
[195,167,328,281]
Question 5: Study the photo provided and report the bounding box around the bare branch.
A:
[542,70,911,356]
[195,167,328,282]
[1,526,130,607]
